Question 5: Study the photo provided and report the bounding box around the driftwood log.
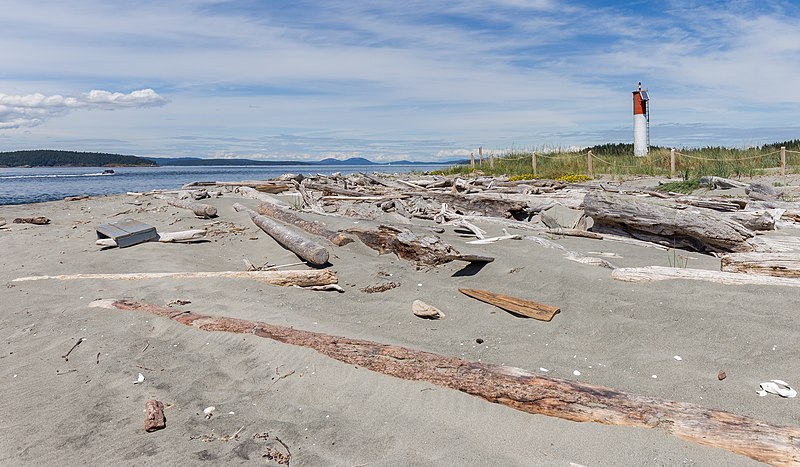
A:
[96,229,207,247]
[412,192,527,218]
[612,266,800,288]
[144,399,166,432]
[13,270,338,288]
[0,218,5,228]
[162,197,217,218]
[89,299,800,466]
[720,253,800,278]
[13,216,50,225]
[584,191,754,253]
[234,203,330,266]
[256,203,353,246]
[459,288,560,321]
[347,225,458,266]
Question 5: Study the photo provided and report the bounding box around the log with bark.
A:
[584,191,755,253]
[14,269,338,287]
[89,298,800,466]
[346,224,489,265]
[161,196,217,218]
[459,288,560,321]
[720,252,800,278]
[144,399,166,432]
[256,202,353,246]
[13,217,50,225]
[612,265,800,288]
[234,203,330,266]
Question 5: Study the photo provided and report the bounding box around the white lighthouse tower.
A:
[632,82,650,156]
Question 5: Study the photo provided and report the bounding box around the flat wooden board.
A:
[459,288,560,321]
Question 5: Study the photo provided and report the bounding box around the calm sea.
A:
[0,164,450,205]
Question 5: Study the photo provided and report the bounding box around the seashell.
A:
[412,300,444,319]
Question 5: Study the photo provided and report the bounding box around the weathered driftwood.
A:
[459,288,560,321]
[145,399,166,432]
[0,218,6,228]
[13,217,50,225]
[700,176,749,190]
[96,229,207,247]
[236,186,290,207]
[256,203,353,246]
[720,252,800,278]
[749,236,800,253]
[347,225,459,266]
[14,270,337,287]
[64,195,90,202]
[585,191,754,253]
[675,197,744,212]
[234,203,330,266]
[90,299,800,466]
[303,181,372,197]
[411,192,527,218]
[162,197,217,218]
[612,266,800,288]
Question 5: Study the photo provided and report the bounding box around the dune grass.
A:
[434,141,800,180]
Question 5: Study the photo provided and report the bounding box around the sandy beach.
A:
[2,174,800,466]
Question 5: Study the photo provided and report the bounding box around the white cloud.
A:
[0,89,167,129]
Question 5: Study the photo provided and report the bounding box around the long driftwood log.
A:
[234,203,330,266]
[412,192,527,218]
[612,266,800,288]
[720,253,800,278]
[162,197,217,218]
[89,299,800,466]
[256,202,353,246]
[14,270,337,287]
[585,191,754,253]
[96,229,207,247]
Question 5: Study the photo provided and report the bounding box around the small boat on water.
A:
[102,169,115,175]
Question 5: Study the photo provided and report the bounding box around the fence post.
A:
[470,152,475,168]
[587,150,593,177]
[670,148,676,178]
[489,151,494,169]
[532,152,537,176]
[479,146,483,165]
[781,146,786,176]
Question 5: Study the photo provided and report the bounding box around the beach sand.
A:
[1,177,798,466]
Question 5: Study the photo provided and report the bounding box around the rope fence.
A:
[466,146,799,178]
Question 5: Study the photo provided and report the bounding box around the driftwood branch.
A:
[234,203,330,266]
[612,266,800,288]
[347,225,459,266]
[160,196,217,218]
[14,270,337,287]
[459,288,560,321]
[256,203,353,246]
[89,299,800,466]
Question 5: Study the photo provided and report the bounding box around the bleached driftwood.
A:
[236,186,290,207]
[412,191,527,218]
[160,196,217,218]
[585,191,754,253]
[92,298,800,466]
[720,252,800,278]
[612,266,800,288]
[256,202,353,246]
[96,229,207,247]
[699,176,749,189]
[15,270,337,287]
[234,203,330,266]
[727,209,784,231]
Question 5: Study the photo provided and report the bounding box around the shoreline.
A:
[1,173,798,465]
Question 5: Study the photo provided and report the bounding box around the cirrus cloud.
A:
[0,88,167,129]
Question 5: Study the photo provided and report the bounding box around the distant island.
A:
[0,150,157,167]
[0,150,465,167]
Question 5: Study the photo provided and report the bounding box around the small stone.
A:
[718,371,727,381]
[475,338,484,344]
[412,300,445,319]
[144,399,166,432]
[573,370,581,376]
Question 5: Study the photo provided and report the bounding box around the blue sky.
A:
[1,0,799,161]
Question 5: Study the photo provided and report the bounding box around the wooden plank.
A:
[89,299,800,466]
[458,288,560,321]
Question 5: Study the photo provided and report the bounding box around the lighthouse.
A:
[632,82,649,156]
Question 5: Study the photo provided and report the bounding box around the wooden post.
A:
[587,150,593,177]
[479,146,483,165]
[470,152,475,168]
[780,146,786,176]
[489,151,494,169]
[532,152,537,176]
[670,148,676,178]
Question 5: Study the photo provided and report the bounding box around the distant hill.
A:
[146,157,315,166]
[0,150,157,167]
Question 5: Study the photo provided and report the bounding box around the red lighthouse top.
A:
[632,82,648,115]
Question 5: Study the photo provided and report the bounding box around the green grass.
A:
[433,140,800,180]
[655,179,701,194]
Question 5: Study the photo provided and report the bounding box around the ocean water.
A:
[0,164,449,205]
